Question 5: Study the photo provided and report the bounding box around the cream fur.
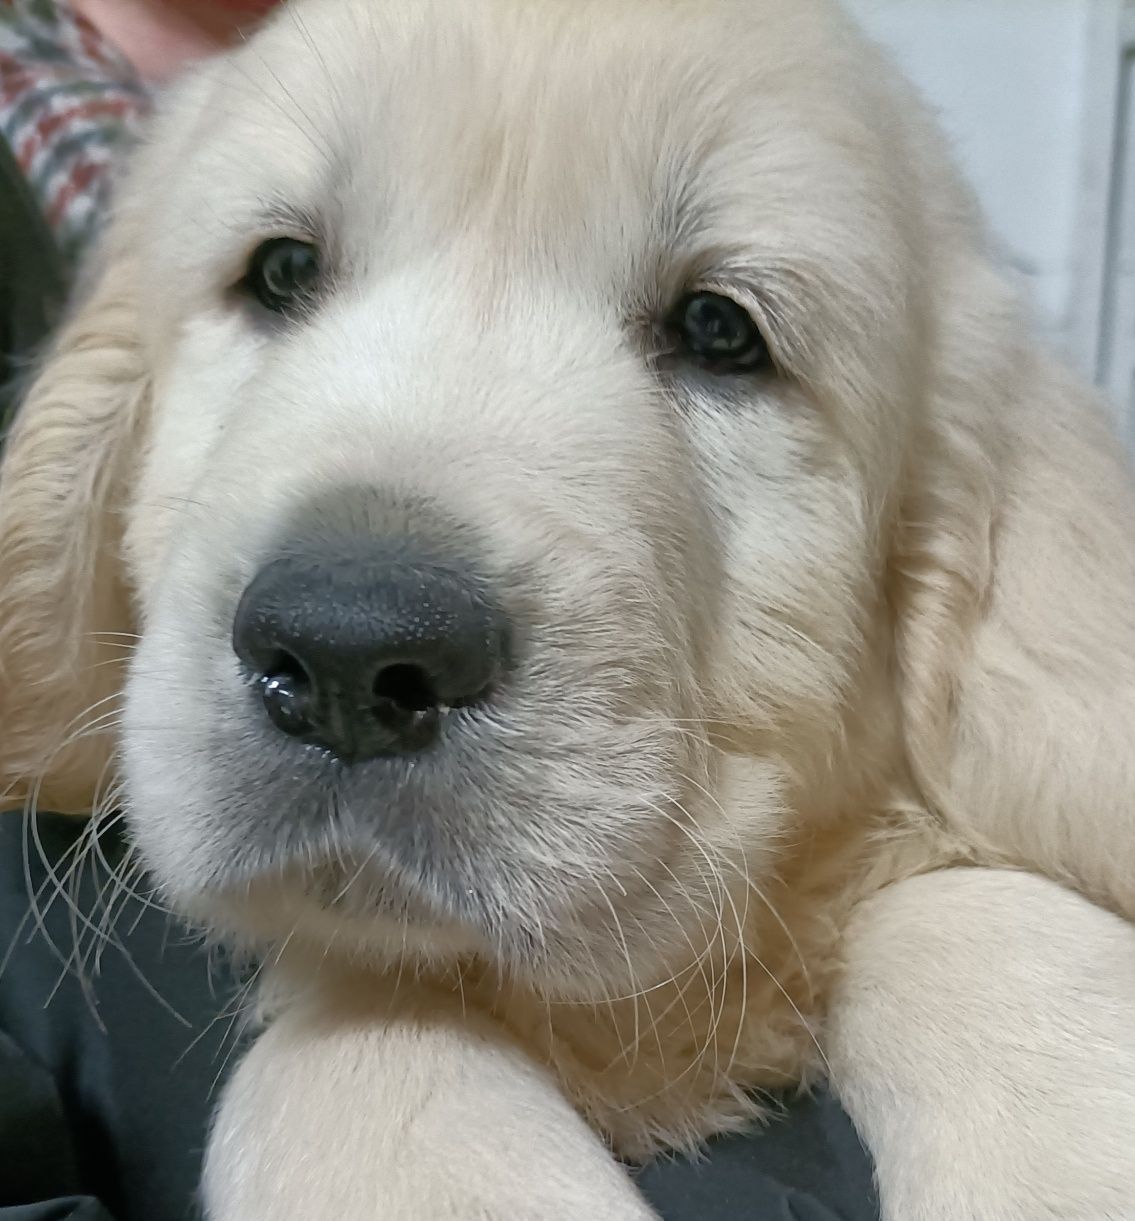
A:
[1,0,1134,1217]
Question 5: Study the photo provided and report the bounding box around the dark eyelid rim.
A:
[669,279,782,376]
[648,250,789,373]
[227,197,325,282]
[229,236,323,322]
[227,197,328,316]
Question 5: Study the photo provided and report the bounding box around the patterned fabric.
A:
[0,0,150,267]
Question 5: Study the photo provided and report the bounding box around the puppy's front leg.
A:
[828,868,1135,1221]
[203,975,659,1221]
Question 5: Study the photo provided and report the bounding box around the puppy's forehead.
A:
[201,0,877,267]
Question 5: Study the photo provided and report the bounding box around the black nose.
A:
[232,543,510,761]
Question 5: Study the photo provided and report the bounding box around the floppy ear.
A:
[890,252,1010,826]
[0,235,149,815]
[893,248,1135,916]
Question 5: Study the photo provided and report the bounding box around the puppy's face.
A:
[118,0,924,994]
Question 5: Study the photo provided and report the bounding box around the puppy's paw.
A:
[203,985,661,1221]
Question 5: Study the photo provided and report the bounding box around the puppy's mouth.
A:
[125,502,694,982]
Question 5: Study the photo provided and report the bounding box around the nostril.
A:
[373,663,439,713]
[265,649,308,683]
[257,650,318,739]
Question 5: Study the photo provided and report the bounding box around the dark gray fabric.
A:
[0,134,65,442]
[0,814,232,1221]
[0,812,880,1221]
[5,1200,117,1221]
[634,1098,877,1219]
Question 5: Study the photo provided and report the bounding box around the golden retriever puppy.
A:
[3,0,1135,1217]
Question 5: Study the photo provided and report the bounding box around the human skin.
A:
[72,0,277,82]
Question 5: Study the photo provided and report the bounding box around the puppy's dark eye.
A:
[245,237,321,313]
[670,291,768,372]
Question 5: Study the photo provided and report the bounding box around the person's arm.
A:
[71,0,279,82]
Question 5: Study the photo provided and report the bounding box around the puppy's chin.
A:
[123,665,705,997]
[160,842,697,1003]
[180,886,572,1002]
[191,876,493,973]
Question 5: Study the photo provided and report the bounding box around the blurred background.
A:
[849,0,1135,452]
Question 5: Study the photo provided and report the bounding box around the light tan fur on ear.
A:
[0,249,148,814]
[894,246,1135,918]
[891,252,1014,826]
[0,66,222,816]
